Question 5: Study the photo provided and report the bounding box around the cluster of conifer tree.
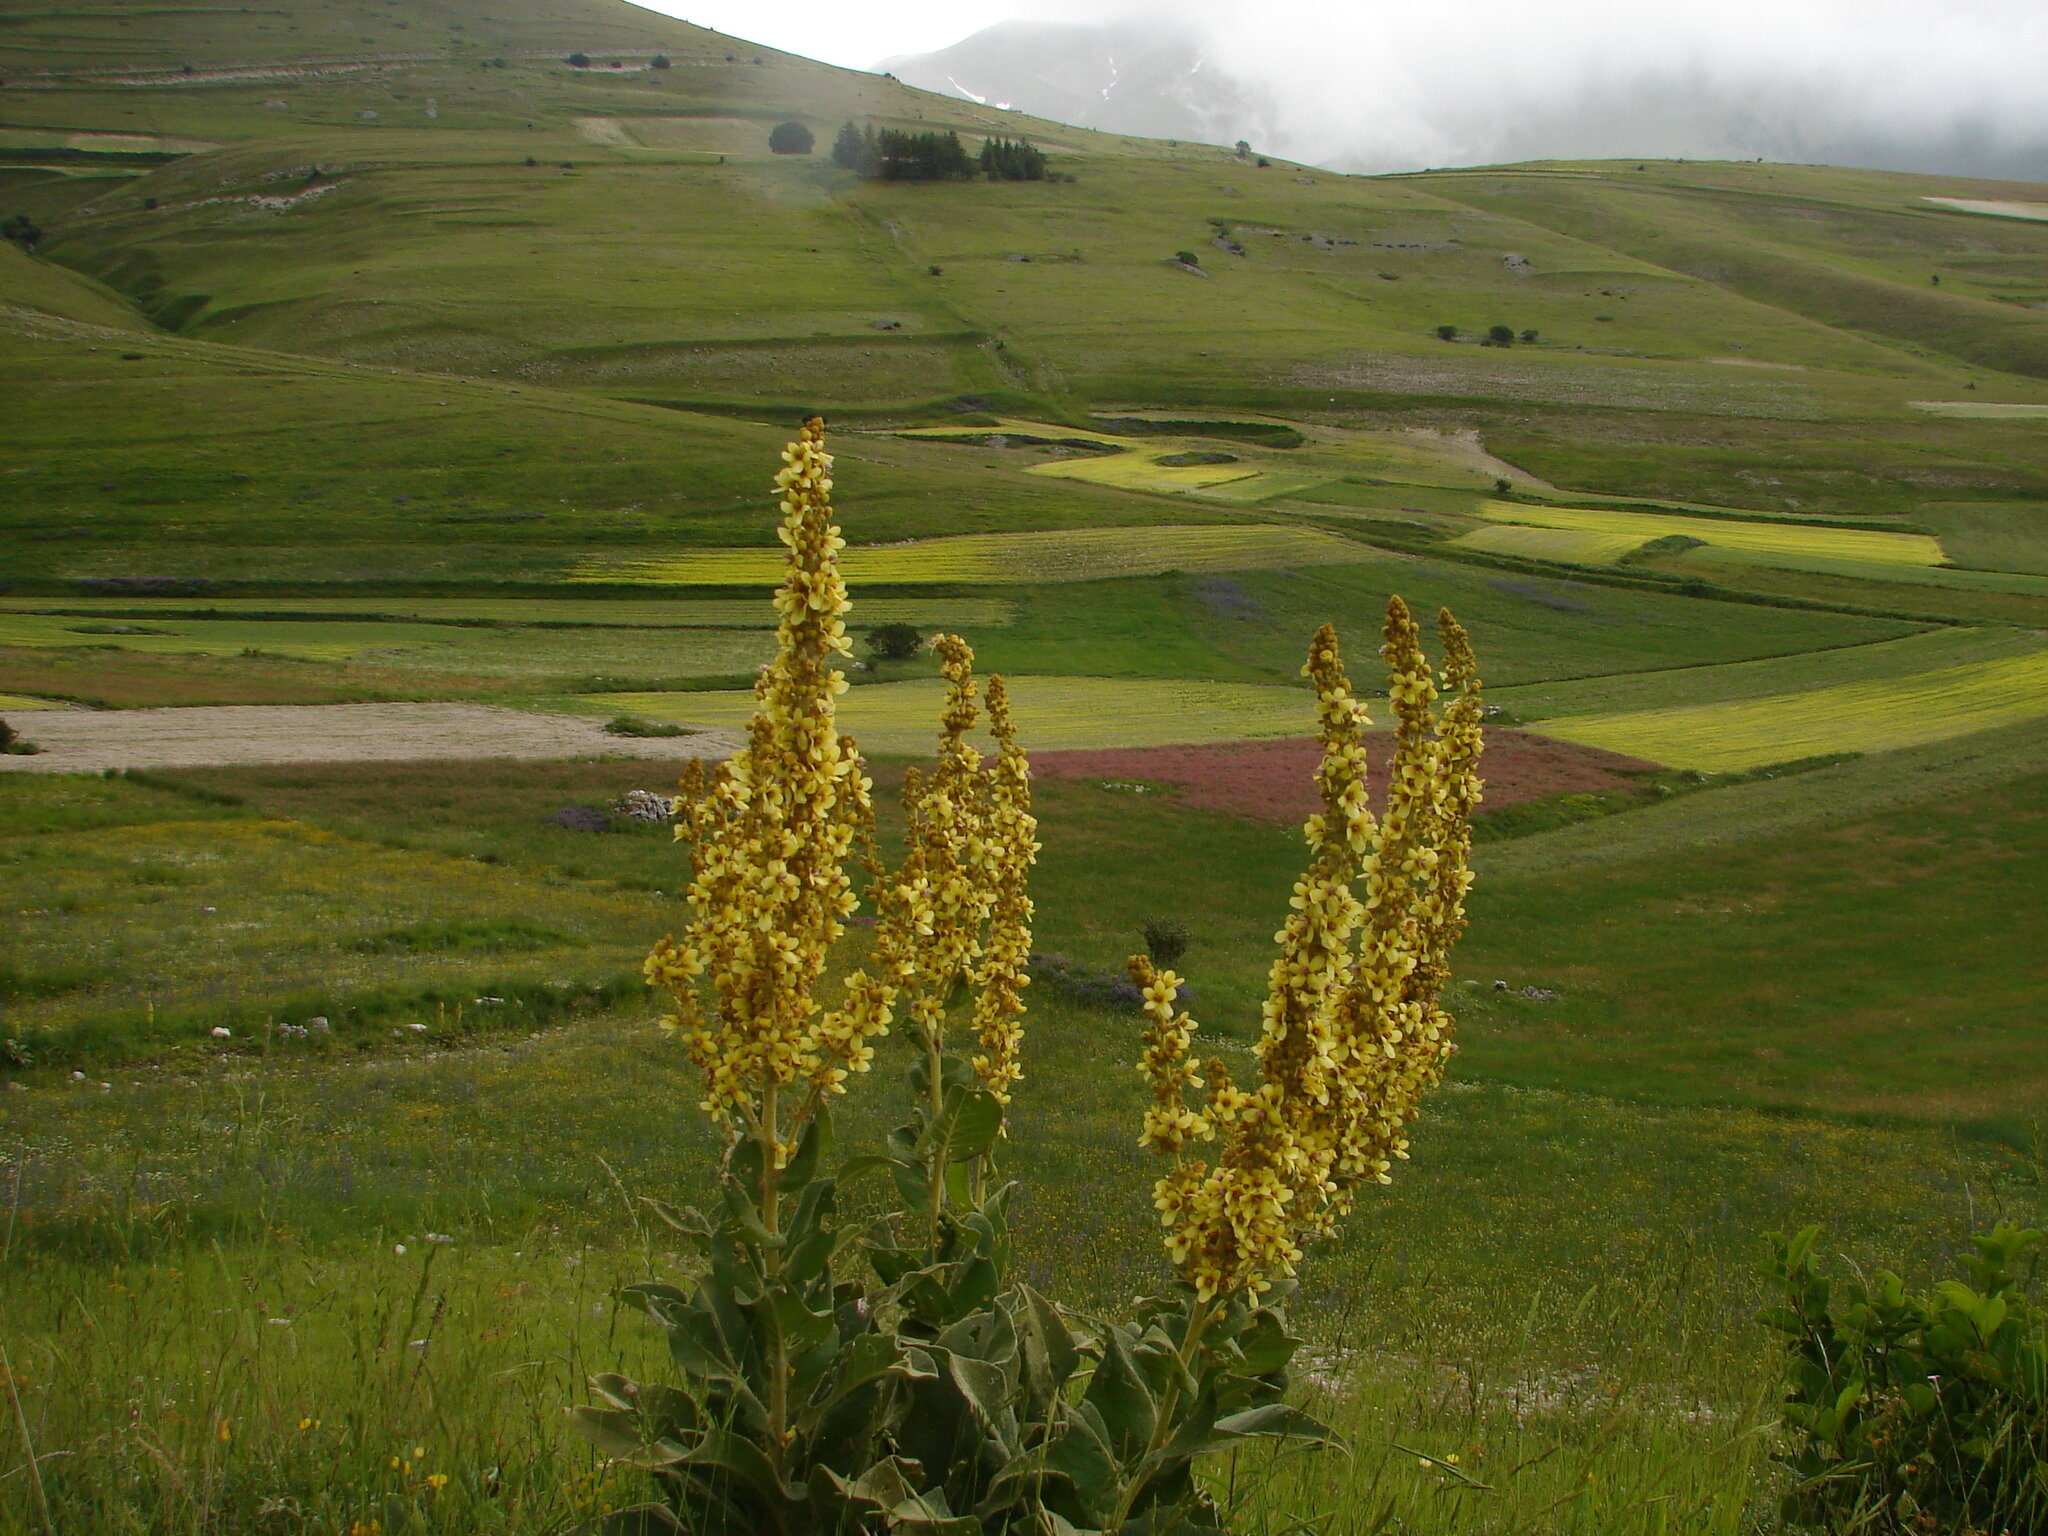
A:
[830,122,1047,182]
[978,137,1047,181]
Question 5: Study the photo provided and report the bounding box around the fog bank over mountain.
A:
[875,1,2048,179]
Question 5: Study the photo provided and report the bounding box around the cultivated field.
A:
[592,674,1325,752]
[571,523,1374,585]
[1539,647,2048,769]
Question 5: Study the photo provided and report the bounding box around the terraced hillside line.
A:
[0,703,738,773]
[572,525,1380,586]
[1462,499,1944,567]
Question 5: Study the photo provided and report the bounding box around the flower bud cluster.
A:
[869,638,1040,1102]
[1135,599,1485,1299]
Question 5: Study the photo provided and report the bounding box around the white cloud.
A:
[635,0,2048,173]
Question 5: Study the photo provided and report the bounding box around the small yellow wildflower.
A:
[426,1473,450,1492]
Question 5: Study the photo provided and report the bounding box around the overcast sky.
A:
[639,0,2048,175]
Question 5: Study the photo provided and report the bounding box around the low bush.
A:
[1761,1223,2047,1535]
[604,714,694,738]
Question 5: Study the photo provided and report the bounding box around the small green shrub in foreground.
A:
[1761,1222,2047,1535]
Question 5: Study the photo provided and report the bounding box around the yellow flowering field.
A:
[1538,648,2048,770]
[0,691,65,710]
[571,524,1374,586]
[1023,451,1330,501]
[1457,499,1944,568]
[586,674,1321,753]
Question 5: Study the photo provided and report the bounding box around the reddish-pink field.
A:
[1029,730,1663,826]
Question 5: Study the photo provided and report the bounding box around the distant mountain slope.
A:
[881,19,2048,183]
[876,20,1262,150]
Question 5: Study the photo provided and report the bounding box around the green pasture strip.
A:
[584,675,1322,753]
[1479,715,2048,878]
[0,812,663,1054]
[0,690,65,710]
[1909,400,2048,418]
[1188,562,1919,688]
[1474,497,1945,567]
[1918,501,2048,577]
[1539,648,2048,771]
[0,595,1018,628]
[1450,521,1654,563]
[0,610,781,681]
[1490,626,2038,720]
[149,757,716,899]
[1671,544,2048,596]
[570,524,1376,586]
[1458,767,2048,1136]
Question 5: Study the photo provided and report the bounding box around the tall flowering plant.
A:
[568,420,1483,1536]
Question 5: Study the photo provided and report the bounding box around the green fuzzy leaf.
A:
[570,1406,647,1461]
[1084,1326,1158,1461]
[641,1199,712,1246]
[1212,1402,1342,1447]
[588,1373,640,1412]
[949,1350,1021,1458]
[779,1108,833,1191]
[682,1426,804,1514]
[571,1504,685,1536]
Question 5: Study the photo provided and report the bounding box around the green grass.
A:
[1920,500,2048,575]
[587,675,1325,752]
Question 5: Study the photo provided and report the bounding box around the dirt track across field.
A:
[0,703,738,773]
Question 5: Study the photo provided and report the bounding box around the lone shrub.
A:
[1175,249,1199,266]
[565,51,589,67]
[648,53,670,68]
[1487,323,1515,344]
[1435,322,1457,340]
[1140,916,1189,969]
[1761,1223,2047,1535]
[603,714,693,738]
[768,120,814,155]
[863,620,923,661]
[565,420,1486,1536]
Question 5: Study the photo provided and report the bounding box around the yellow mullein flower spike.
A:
[644,419,898,1155]
[1134,601,1483,1300]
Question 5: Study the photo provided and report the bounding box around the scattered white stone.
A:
[211,1026,232,1038]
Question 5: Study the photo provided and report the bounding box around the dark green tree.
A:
[2,214,41,252]
[831,121,866,169]
[1435,323,1457,340]
[978,136,1047,180]
[863,622,924,663]
[1487,323,1515,345]
[649,53,670,68]
[565,52,590,66]
[869,129,973,181]
[769,120,815,155]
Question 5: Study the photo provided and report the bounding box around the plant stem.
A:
[1107,1293,1223,1531]
[926,1017,946,1252]
[758,1084,789,1462]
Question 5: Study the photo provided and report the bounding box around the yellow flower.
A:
[1133,602,1483,1299]
[426,1472,450,1492]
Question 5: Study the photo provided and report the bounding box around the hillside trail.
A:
[0,702,736,773]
